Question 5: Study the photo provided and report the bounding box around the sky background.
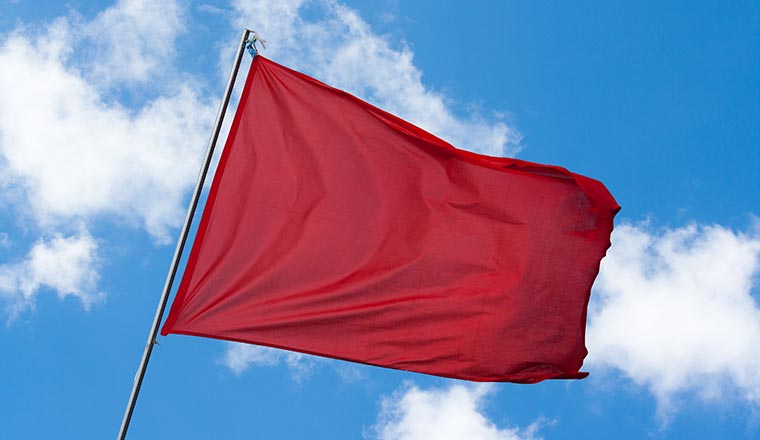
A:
[1,1,759,439]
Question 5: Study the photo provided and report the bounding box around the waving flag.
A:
[160,56,619,383]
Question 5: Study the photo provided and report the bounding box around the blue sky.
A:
[1,1,758,439]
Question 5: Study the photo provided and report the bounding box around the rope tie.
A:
[246,31,266,57]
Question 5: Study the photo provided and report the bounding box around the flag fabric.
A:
[161,56,619,383]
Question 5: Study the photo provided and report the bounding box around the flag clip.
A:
[246,31,266,57]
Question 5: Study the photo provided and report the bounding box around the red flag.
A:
[161,56,619,383]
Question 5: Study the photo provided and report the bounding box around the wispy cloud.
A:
[221,342,316,383]
[587,221,760,420]
[0,228,101,321]
[81,0,186,87]
[0,0,215,319]
[0,232,10,248]
[221,340,369,384]
[0,6,213,241]
[231,0,520,156]
[367,382,550,440]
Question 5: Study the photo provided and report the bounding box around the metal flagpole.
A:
[117,28,254,440]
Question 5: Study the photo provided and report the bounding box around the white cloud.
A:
[0,0,215,319]
[82,0,185,87]
[0,2,214,241]
[221,342,315,382]
[587,222,760,418]
[367,383,548,440]
[0,228,101,321]
[222,342,370,384]
[231,0,520,156]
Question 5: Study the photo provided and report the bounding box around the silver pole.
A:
[117,28,253,440]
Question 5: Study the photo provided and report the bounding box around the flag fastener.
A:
[246,31,266,57]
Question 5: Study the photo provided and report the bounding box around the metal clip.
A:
[246,31,266,57]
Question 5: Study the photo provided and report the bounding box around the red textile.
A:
[161,56,619,383]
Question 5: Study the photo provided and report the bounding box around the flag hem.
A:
[164,328,589,384]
